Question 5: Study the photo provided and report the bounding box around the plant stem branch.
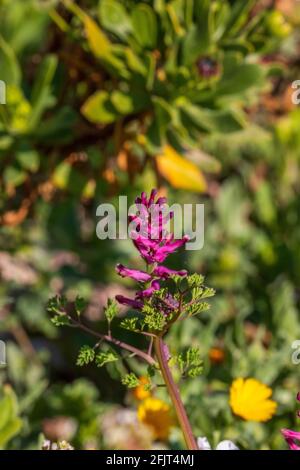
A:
[154,336,198,450]
[71,319,156,366]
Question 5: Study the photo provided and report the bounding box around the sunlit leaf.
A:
[83,13,111,59]
[156,145,207,192]
[81,90,119,124]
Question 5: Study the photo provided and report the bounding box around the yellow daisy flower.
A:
[132,376,151,401]
[137,397,174,440]
[230,378,277,422]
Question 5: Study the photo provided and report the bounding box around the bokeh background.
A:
[0,0,300,450]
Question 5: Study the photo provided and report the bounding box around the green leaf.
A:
[76,345,95,366]
[0,385,22,449]
[28,54,58,129]
[52,161,87,195]
[153,96,174,137]
[123,47,147,76]
[216,62,265,97]
[223,0,256,37]
[81,91,119,124]
[254,181,276,226]
[35,106,77,144]
[75,296,87,316]
[3,166,26,188]
[121,372,140,388]
[131,4,157,49]
[182,0,211,65]
[83,12,112,59]
[187,273,205,288]
[174,347,203,378]
[16,149,40,172]
[120,317,139,332]
[95,349,118,367]
[75,9,125,76]
[0,34,21,85]
[180,102,245,133]
[51,315,71,327]
[104,298,118,323]
[111,90,135,114]
[51,161,72,190]
[142,307,166,332]
[47,296,67,315]
[185,301,211,317]
[98,0,132,40]
[48,296,70,326]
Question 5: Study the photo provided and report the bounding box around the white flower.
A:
[197,437,239,450]
[215,440,239,450]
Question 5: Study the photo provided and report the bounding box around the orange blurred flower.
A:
[132,376,151,401]
[209,347,225,364]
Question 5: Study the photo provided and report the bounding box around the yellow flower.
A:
[230,378,277,422]
[132,376,151,401]
[137,397,174,440]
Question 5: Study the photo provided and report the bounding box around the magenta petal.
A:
[281,428,300,450]
[115,295,143,309]
[116,264,151,282]
[148,189,158,206]
[132,237,158,264]
[156,197,167,205]
[282,429,300,440]
[136,280,160,298]
[153,265,187,279]
[164,235,190,250]
[152,235,190,262]
[135,191,147,206]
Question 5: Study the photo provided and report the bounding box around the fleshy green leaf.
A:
[81,91,119,124]
[131,4,157,49]
[98,0,132,40]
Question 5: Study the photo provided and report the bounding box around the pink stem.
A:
[154,337,198,450]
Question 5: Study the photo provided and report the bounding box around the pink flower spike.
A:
[115,295,143,310]
[281,428,300,450]
[116,264,151,283]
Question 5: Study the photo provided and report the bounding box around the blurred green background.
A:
[0,0,300,450]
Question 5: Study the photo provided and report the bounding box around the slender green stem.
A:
[154,337,198,450]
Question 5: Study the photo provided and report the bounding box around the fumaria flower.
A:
[115,189,188,313]
[137,397,174,440]
[229,378,277,422]
[197,437,239,450]
[281,392,300,450]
